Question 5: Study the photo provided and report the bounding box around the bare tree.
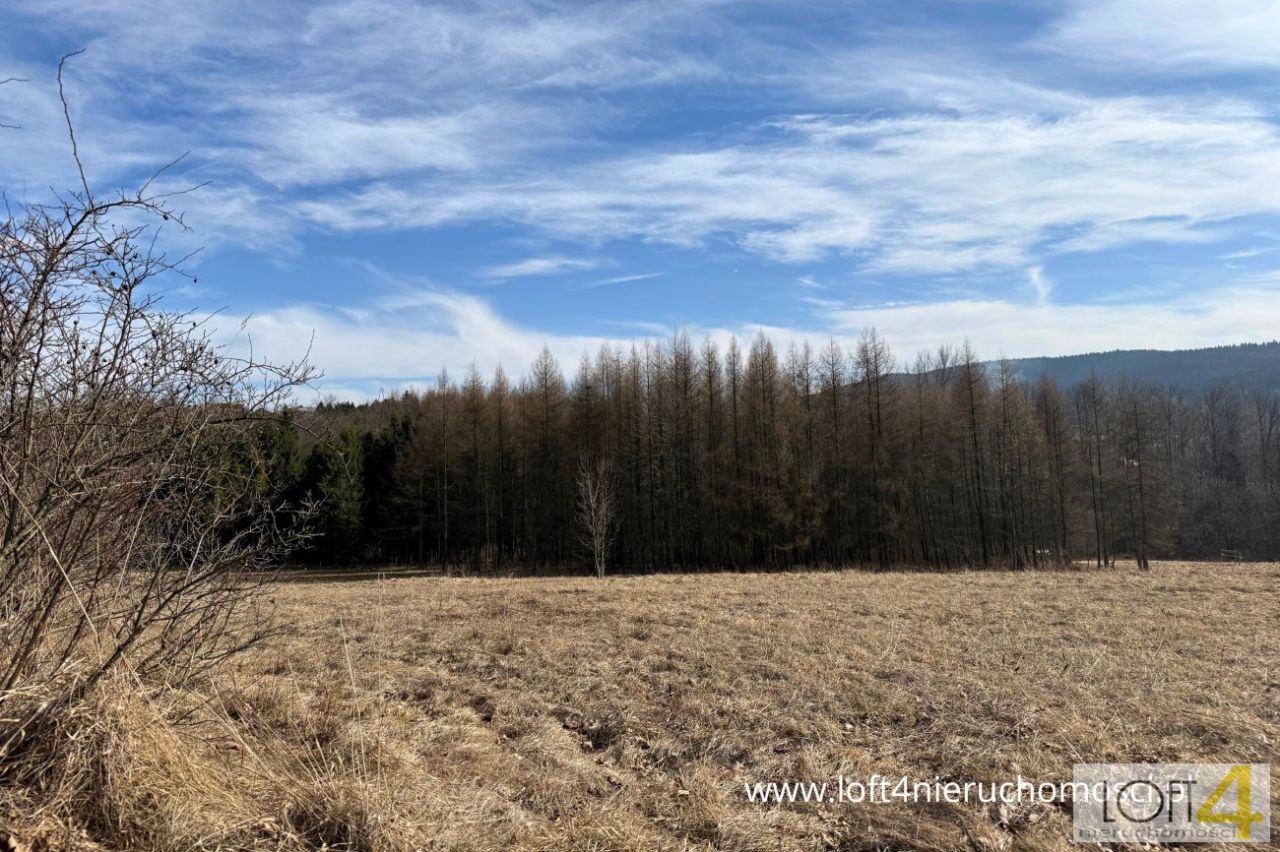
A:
[575,458,615,578]
[0,56,313,771]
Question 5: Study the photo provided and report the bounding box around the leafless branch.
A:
[0,59,315,769]
[57,50,91,201]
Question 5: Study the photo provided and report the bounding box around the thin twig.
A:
[57,50,91,201]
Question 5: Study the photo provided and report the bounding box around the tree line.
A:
[252,331,1280,572]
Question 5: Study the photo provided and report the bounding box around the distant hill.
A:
[994,341,1280,395]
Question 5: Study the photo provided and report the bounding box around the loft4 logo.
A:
[1074,763,1271,844]
[1097,766,1264,836]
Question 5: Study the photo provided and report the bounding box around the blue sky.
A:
[3,0,1280,399]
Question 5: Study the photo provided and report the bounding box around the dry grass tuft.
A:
[0,670,427,850]
[2,678,255,851]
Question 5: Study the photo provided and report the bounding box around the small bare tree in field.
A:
[575,458,615,578]
[0,59,312,770]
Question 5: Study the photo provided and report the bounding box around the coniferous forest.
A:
[246,331,1280,572]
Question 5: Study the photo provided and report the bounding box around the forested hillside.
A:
[1001,341,1280,394]
[241,333,1280,571]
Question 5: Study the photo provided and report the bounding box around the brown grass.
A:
[5,561,1278,851]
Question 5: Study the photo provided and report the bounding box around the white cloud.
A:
[234,101,532,188]
[789,46,1095,116]
[482,256,601,279]
[825,284,1280,360]
[299,97,1280,273]
[1044,0,1280,70]
[585,272,665,287]
[1027,266,1052,305]
[212,288,619,391]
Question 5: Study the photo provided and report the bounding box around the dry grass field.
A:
[8,562,1276,851]
[210,560,1279,852]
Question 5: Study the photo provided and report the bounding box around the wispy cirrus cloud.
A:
[585,272,665,288]
[1026,266,1052,305]
[6,0,1280,279]
[1043,0,1280,71]
[296,97,1280,274]
[482,256,602,279]
[0,0,727,236]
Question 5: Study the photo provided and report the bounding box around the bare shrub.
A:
[0,58,312,789]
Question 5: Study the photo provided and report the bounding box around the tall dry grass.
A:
[0,667,431,851]
[3,561,1277,851]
